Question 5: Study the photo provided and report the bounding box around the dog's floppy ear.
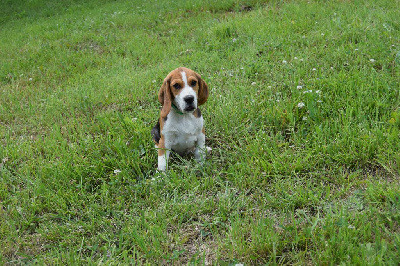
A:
[196,73,209,106]
[158,76,172,118]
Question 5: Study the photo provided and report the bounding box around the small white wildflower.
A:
[276,99,280,102]
[267,86,272,89]
[300,58,304,61]
[297,85,303,90]
[317,100,322,103]
[29,78,33,81]
[355,48,359,51]
[302,116,308,121]
[303,90,313,94]
[132,117,138,122]
[152,80,156,83]
[316,90,321,94]
[312,68,317,71]
[321,33,325,36]
[297,102,305,108]
[251,82,256,85]
[294,57,298,60]
[282,60,287,64]
[330,67,334,70]
[114,169,121,174]
[348,225,355,229]
[235,264,244,266]
[232,38,237,42]
[240,66,244,70]
[370,59,375,62]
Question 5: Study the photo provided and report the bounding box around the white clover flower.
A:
[321,33,325,36]
[370,59,375,62]
[282,60,287,64]
[152,80,156,83]
[297,102,305,108]
[294,57,298,60]
[312,68,317,71]
[302,116,308,121]
[300,58,304,61]
[303,90,313,94]
[114,169,122,174]
[267,86,272,89]
[232,38,237,42]
[316,90,321,94]
[297,85,303,90]
[251,82,256,85]
[355,48,359,51]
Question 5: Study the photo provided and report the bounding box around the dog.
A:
[151,67,209,171]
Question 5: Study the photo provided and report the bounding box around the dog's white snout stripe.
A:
[174,71,197,112]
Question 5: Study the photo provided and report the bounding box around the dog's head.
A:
[158,67,209,117]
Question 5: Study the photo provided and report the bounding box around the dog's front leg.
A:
[194,129,206,163]
[157,137,170,171]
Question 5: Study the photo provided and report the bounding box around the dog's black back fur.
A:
[151,120,161,144]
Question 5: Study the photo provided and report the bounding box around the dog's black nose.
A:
[184,95,195,105]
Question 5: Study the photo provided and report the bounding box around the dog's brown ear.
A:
[158,77,172,118]
[196,73,209,106]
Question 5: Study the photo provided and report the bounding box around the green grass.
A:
[1,0,400,264]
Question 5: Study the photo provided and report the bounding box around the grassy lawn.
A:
[1,0,400,264]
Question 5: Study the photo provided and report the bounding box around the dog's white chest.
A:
[162,111,203,154]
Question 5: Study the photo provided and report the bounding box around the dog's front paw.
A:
[194,148,206,163]
[158,155,167,171]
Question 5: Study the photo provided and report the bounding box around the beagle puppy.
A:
[151,67,209,171]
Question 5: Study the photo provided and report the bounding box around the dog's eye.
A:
[173,83,181,90]
[191,80,197,87]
